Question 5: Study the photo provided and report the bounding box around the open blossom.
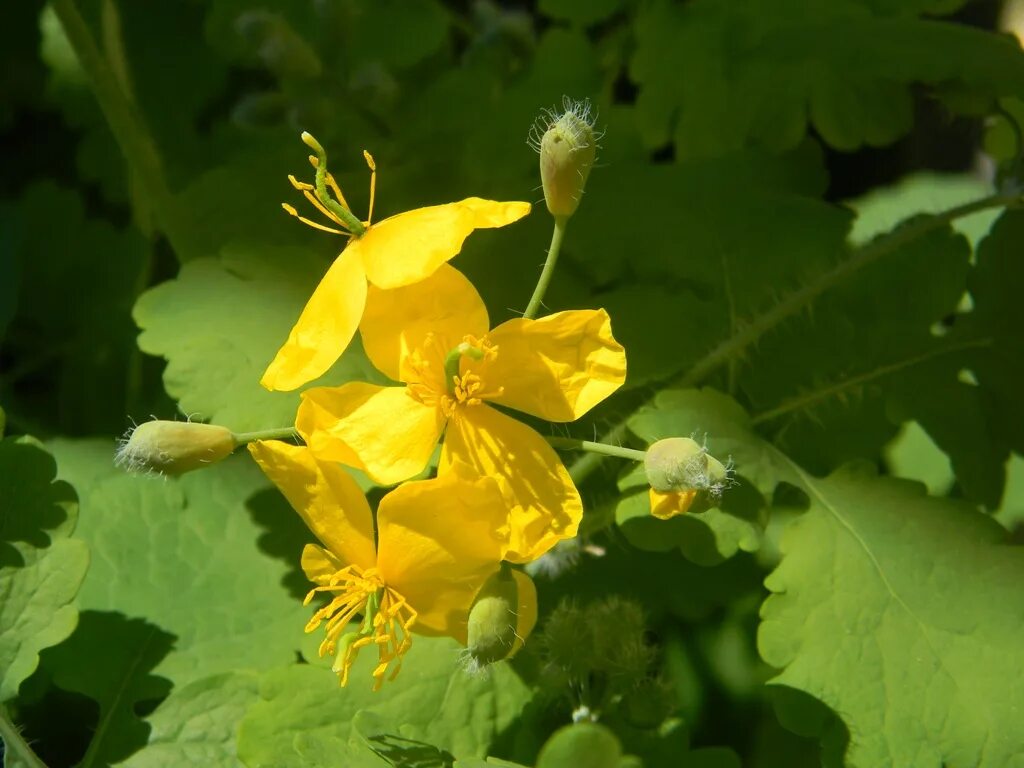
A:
[249,439,513,689]
[295,265,627,562]
[261,133,531,392]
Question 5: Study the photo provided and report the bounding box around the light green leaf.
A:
[0,438,88,703]
[454,758,528,768]
[352,645,531,760]
[535,723,630,768]
[759,461,1024,766]
[239,637,531,767]
[134,246,385,432]
[119,672,259,768]
[46,442,308,687]
[845,172,999,248]
[236,663,378,768]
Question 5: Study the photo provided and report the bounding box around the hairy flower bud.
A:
[465,568,537,670]
[115,420,236,476]
[644,437,731,495]
[530,97,598,219]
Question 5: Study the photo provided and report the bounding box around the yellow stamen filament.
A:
[363,150,377,225]
[284,141,376,236]
[281,203,347,235]
[304,564,417,690]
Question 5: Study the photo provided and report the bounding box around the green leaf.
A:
[0,438,88,703]
[341,0,450,71]
[631,0,1024,158]
[239,637,532,767]
[535,723,626,768]
[845,172,999,248]
[759,461,1024,766]
[119,672,259,768]
[539,0,625,26]
[2,182,149,434]
[46,443,308,687]
[43,611,175,767]
[134,246,385,432]
[454,758,528,768]
[352,648,530,760]
[614,484,764,566]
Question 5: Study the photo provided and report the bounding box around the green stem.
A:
[569,191,1022,486]
[232,427,300,446]
[524,216,568,319]
[546,436,646,463]
[51,0,187,256]
[0,707,49,768]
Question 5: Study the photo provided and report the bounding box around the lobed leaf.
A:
[759,460,1024,766]
[0,438,88,703]
[134,246,385,432]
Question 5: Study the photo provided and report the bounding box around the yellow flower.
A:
[295,265,627,562]
[248,439,514,689]
[261,133,531,392]
[648,488,698,520]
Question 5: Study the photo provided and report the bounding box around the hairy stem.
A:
[524,216,568,319]
[52,0,187,256]
[0,707,48,768]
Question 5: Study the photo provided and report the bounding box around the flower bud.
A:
[115,420,236,476]
[531,98,598,219]
[466,568,537,669]
[644,437,708,493]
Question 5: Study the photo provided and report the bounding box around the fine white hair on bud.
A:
[644,436,735,496]
[115,419,237,477]
[528,96,602,219]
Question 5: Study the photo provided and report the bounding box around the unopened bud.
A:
[115,421,236,476]
[530,97,598,219]
[466,568,537,670]
[644,437,732,496]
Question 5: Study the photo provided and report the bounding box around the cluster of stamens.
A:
[304,563,417,689]
[281,132,376,238]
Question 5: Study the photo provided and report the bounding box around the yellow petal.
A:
[301,543,346,585]
[297,383,444,485]
[352,199,531,290]
[261,248,367,392]
[441,404,581,563]
[375,461,509,642]
[360,265,489,382]
[508,569,537,657]
[247,440,376,569]
[471,309,626,422]
[649,488,698,520]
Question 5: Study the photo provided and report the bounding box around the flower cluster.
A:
[250,130,627,688]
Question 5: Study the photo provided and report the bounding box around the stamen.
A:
[281,204,348,235]
[304,564,416,690]
[325,171,350,212]
[364,150,377,224]
[301,188,347,228]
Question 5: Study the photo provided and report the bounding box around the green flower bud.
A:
[644,437,732,496]
[530,97,598,219]
[465,568,537,670]
[116,420,236,476]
